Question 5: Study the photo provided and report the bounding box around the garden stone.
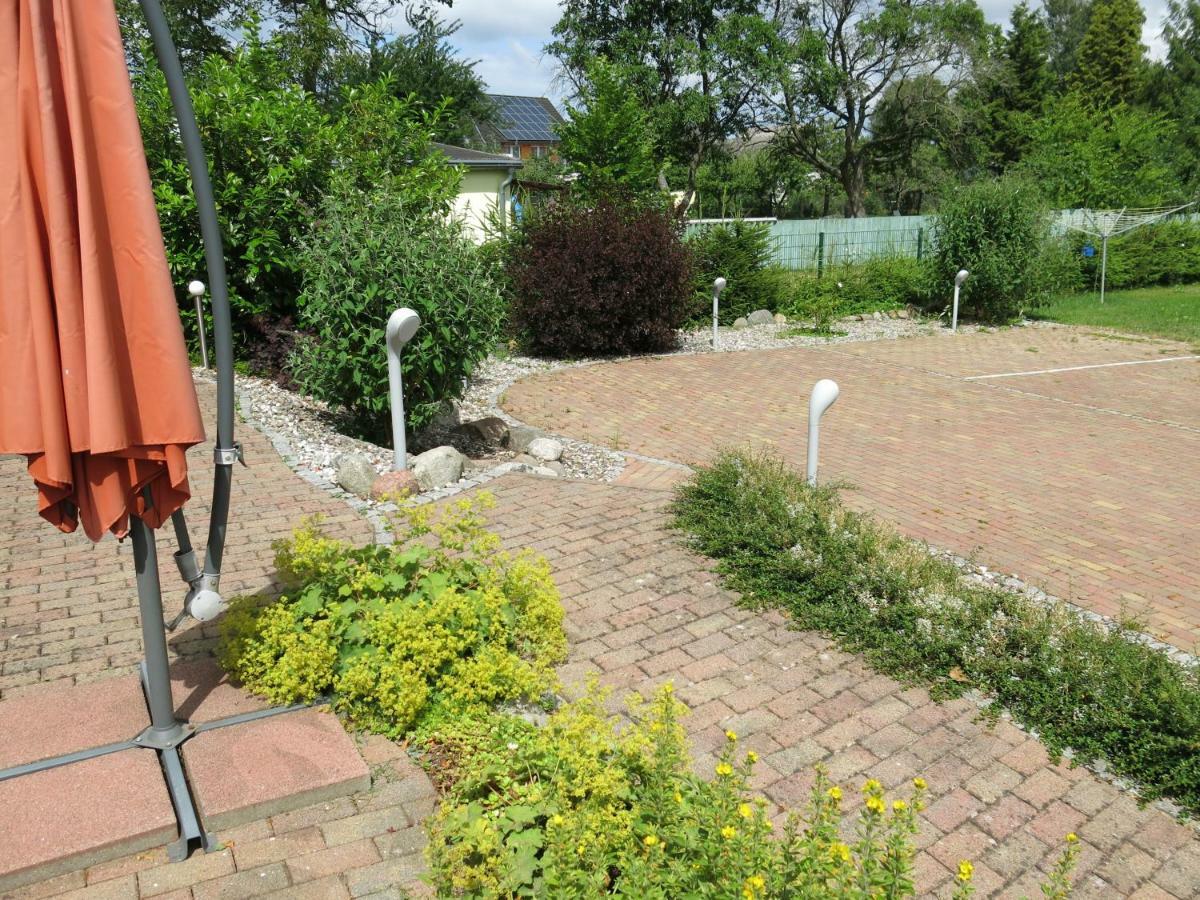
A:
[731,317,749,330]
[528,437,563,462]
[532,465,559,477]
[872,311,883,320]
[544,460,566,476]
[514,453,539,467]
[773,313,787,324]
[412,445,466,491]
[336,453,376,498]
[370,470,418,502]
[897,308,910,319]
[507,424,542,452]
[457,416,509,447]
[747,309,774,326]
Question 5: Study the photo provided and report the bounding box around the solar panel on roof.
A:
[488,95,562,142]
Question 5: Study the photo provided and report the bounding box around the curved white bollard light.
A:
[712,277,727,349]
[806,378,840,486]
[952,269,969,333]
[188,280,209,368]
[386,308,422,470]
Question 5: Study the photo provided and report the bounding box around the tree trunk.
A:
[841,156,867,218]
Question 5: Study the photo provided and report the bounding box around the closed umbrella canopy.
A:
[0,0,205,541]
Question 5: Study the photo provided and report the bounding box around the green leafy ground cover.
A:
[673,450,1200,817]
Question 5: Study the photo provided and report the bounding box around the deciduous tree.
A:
[549,0,782,213]
[760,0,989,217]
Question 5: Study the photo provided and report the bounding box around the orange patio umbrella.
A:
[0,0,204,540]
[0,0,276,864]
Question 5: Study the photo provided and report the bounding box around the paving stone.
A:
[138,849,235,897]
[190,863,289,900]
[0,751,176,894]
[183,709,370,832]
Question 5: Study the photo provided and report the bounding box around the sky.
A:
[387,0,1171,107]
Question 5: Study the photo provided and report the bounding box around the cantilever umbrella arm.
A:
[137,0,236,597]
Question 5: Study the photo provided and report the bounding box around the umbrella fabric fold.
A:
[0,0,206,541]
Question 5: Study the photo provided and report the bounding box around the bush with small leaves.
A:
[687,221,787,324]
[673,449,1200,816]
[219,494,565,737]
[507,197,694,358]
[929,178,1053,322]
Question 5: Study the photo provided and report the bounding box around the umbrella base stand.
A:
[0,518,319,865]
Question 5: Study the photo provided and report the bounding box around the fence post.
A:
[916,227,924,261]
[817,231,825,279]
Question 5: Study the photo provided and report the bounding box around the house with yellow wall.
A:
[433,142,522,243]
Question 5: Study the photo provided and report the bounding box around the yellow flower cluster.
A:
[742,874,766,899]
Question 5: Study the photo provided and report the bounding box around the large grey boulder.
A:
[336,453,377,498]
[507,424,542,453]
[528,437,564,462]
[731,317,749,330]
[456,416,509,447]
[747,309,775,326]
[412,445,466,491]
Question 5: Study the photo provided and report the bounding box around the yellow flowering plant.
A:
[219,494,566,737]
[424,683,1078,897]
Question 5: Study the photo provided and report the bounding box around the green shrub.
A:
[219,495,566,737]
[687,221,787,324]
[426,682,1079,897]
[929,178,1052,322]
[134,20,452,359]
[673,450,1200,815]
[290,184,504,440]
[507,197,694,358]
[781,256,928,326]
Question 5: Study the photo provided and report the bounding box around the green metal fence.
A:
[686,215,930,271]
[686,211,1200,272]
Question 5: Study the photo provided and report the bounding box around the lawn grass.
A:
[1029,283,1200,343]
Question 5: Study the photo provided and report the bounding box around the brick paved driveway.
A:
[0,378,371,702]
[10,472,1199,898]
[503,325,1200,650]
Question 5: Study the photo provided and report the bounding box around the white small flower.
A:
[507,742,519,751]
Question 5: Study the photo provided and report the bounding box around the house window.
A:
[533,145,547,159]
[508,144,520,158]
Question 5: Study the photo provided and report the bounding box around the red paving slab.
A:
[182,708,371,832]
[168,658,270,725]
[503,325,1200,650]
[0,674,146,770]
[0,750,176,893]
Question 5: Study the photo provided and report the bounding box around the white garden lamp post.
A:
[951,269,969,333]
[806,379,840,486]
[385,307,421,470]
[188,280,209,368]
[712,277,727,349]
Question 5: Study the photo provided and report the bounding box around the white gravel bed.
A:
[222,312,1015,495]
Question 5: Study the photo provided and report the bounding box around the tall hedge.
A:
[687,221,786,324]
[930,179,1052,321]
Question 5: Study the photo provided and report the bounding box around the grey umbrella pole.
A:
[138,0,237,590]
[131,514,182,738]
